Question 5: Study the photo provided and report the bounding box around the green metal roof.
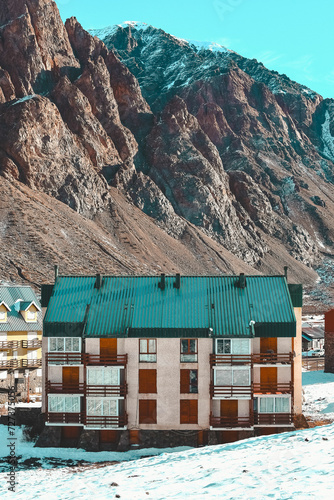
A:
[44,275,298,338]
[0,285,42,332]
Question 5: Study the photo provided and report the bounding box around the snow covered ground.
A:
[0,371,333,498]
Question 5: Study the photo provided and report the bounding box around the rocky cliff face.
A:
[1,4,334,302]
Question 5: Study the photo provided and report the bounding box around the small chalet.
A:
[40,273,302,450]
[0,284,43,402]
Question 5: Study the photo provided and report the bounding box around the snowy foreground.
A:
[0,371,333,499]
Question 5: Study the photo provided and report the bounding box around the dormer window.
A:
[0,301,11,323]
[0,311,6,321]
[19,301,40,323]
[26,310,36,321]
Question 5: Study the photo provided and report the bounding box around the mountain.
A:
[1,3,333,303]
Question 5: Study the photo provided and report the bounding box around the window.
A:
[180,400,198,424]
[180,369,198,393]
[257,397,290,413]
[87,367,120,385]
[0,311,6,321]
[139,369,157,393]
[48,395,80,413]
[216,339,250,354]
[48,338,81,352]
[214,367,250,386]
[139,399,157,424]
[180,339,198,362]
[26,310,36,321]
[139,339,157,362]
[86,398,118,416]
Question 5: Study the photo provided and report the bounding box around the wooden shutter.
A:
[62,367,79,391]
[180,400,198,424]
[100,338,117,356]
[139,369,157,393]
[260,337,277,353]
[180,369,190,393]
[139,400,157,424]
[260,367,277,392]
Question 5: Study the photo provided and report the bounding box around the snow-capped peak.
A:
[88,21,150,39]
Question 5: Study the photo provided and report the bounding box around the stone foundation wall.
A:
[325,332,334,373]
[0,369,42,404]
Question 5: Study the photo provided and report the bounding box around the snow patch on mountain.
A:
[321,110,334,161]
[187,40,233,53]
[89,21,150,39]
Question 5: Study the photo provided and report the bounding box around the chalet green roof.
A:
[44,275,299,338]
[0,285,42,332]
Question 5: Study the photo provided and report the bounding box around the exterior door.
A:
[220,400,238,425]
[62,366,79,392]
[260,367,277,392]
[100,338,117,360]
[260,337,277,353]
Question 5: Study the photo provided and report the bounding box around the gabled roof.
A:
[0,301,11,311]
[0,285,42,332]
[19,301,41,312]
[44,275,298,338]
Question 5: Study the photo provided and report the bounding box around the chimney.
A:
[95,273,102,289]
[158,273,166,291]
[238,273,246,289]
[173,273,181,289]
[284,266,288,280]
[54,265,59,281]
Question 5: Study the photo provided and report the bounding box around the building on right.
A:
[324,309,334,373]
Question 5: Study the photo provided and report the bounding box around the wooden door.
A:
[62,366,79,391]
[220,400,238,426]
[260,367,277,392]
[100,338,117,359]
[260,337,277,353]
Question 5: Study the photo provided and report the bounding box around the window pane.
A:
[56,339,64,352]
[103,399,110,416]
[189,340,197,353]
[49,338,57,352]
[233,368,249,386]
[95,400,102,415]
[216,339,224,354]
[140,354,157,362]
[232,339,250,354]
[140,339,147,354]
[181,353,197,362]
[87,399,95,415]
[109,399,118,416]
[110,368,119,385]
[72,338,80,351]
[275,397,289,413]
[181,339,188,353]
[65,396,79,413]
[223,340,231,354]
[148,339,156,353]
[215,369,232,385]
[189,370,198,393]
[87,368,98,385]
[65,338,72,351]
[260,398,274,413]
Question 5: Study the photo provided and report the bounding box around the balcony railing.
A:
[209,413,253,428]
[0,359,42,368]
[210,354,252,366]
[254,412,293,425]
[46,381,127,397]
[21,339,42,349]
[46,412,128,428]
[210,353,293,366]
[253,382,292,394]
[86,354,128,366]
[210,384,252,398]
[46,353,86,365]
[0,341,20,350]
[252,353,293,364]
[46,353,128,366]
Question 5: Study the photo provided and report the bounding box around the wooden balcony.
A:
[86,354,128,366]
[210,383,252,398]
[210,413,253,428]
[21,339,42,349]
[253,382,292,394]
[0,358,42,368]
[46,381,127,397]
[0,341,20,350]
[85,413,128,428]
[46,412,128,428]
[252,353,293,364]
[254,412,293,425]
[46,353,86,365]
[210,354,252,366]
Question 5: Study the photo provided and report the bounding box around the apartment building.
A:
[40,273,302,450]
[0,284,42,403]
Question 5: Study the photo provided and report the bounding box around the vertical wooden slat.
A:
[180,369,190,393]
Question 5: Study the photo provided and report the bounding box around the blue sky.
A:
[57,0,333,99]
